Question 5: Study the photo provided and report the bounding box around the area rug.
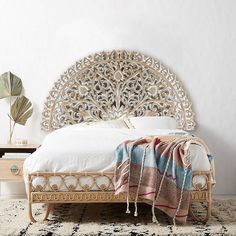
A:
[0,199,235,236]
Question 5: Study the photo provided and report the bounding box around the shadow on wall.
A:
[28,102,47,144]
[195,124,236,195]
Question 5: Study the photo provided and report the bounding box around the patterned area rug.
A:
[0,199,235,236]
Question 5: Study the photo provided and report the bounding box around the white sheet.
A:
[24,126,211,190]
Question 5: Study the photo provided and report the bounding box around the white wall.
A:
[0,0,236,195]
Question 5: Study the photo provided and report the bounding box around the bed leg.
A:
[206,199,212,222]
[28,202,53,222]
[28,174,37,223]
[189,172,213,223]
[189,200,211,223]
[43,204,53,221]
[28,201,37,223]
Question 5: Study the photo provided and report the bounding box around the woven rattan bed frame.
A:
[28,50,214,223]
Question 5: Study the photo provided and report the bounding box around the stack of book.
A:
[2,153,32,159]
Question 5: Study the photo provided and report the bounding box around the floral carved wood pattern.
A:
[41,50,196,131]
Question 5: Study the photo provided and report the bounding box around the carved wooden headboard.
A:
[41,50,195,131]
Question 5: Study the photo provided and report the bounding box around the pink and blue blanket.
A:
[114,136,213,223]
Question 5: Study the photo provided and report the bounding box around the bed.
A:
[24,50,215,223]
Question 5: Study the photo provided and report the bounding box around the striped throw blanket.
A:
[114,136,214,224]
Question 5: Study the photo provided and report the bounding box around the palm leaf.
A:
[10,96,33,125]
[0,71,22,99]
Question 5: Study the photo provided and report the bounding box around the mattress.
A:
[24,125,211,192]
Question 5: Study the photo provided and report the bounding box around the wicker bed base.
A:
[32,51,214,224]
[27,171,212,223]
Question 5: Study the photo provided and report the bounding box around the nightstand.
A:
[0,144,39,182]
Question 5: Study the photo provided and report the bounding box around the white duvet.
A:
[24,126,211,190]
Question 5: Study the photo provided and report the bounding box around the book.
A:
[3,152,31,156]
[2,153,31,159]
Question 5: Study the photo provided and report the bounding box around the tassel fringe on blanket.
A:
[114,135,214,224]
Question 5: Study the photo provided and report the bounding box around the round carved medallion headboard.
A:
[41,50,196,131]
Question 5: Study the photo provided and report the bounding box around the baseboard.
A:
[213,194,236,200]
[0,194,27,199]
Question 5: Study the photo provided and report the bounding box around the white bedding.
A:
[24,126,211,191]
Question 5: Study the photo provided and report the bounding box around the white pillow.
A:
[62,117,129,130]
[88,117,129,129]
[125,116,177,130]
